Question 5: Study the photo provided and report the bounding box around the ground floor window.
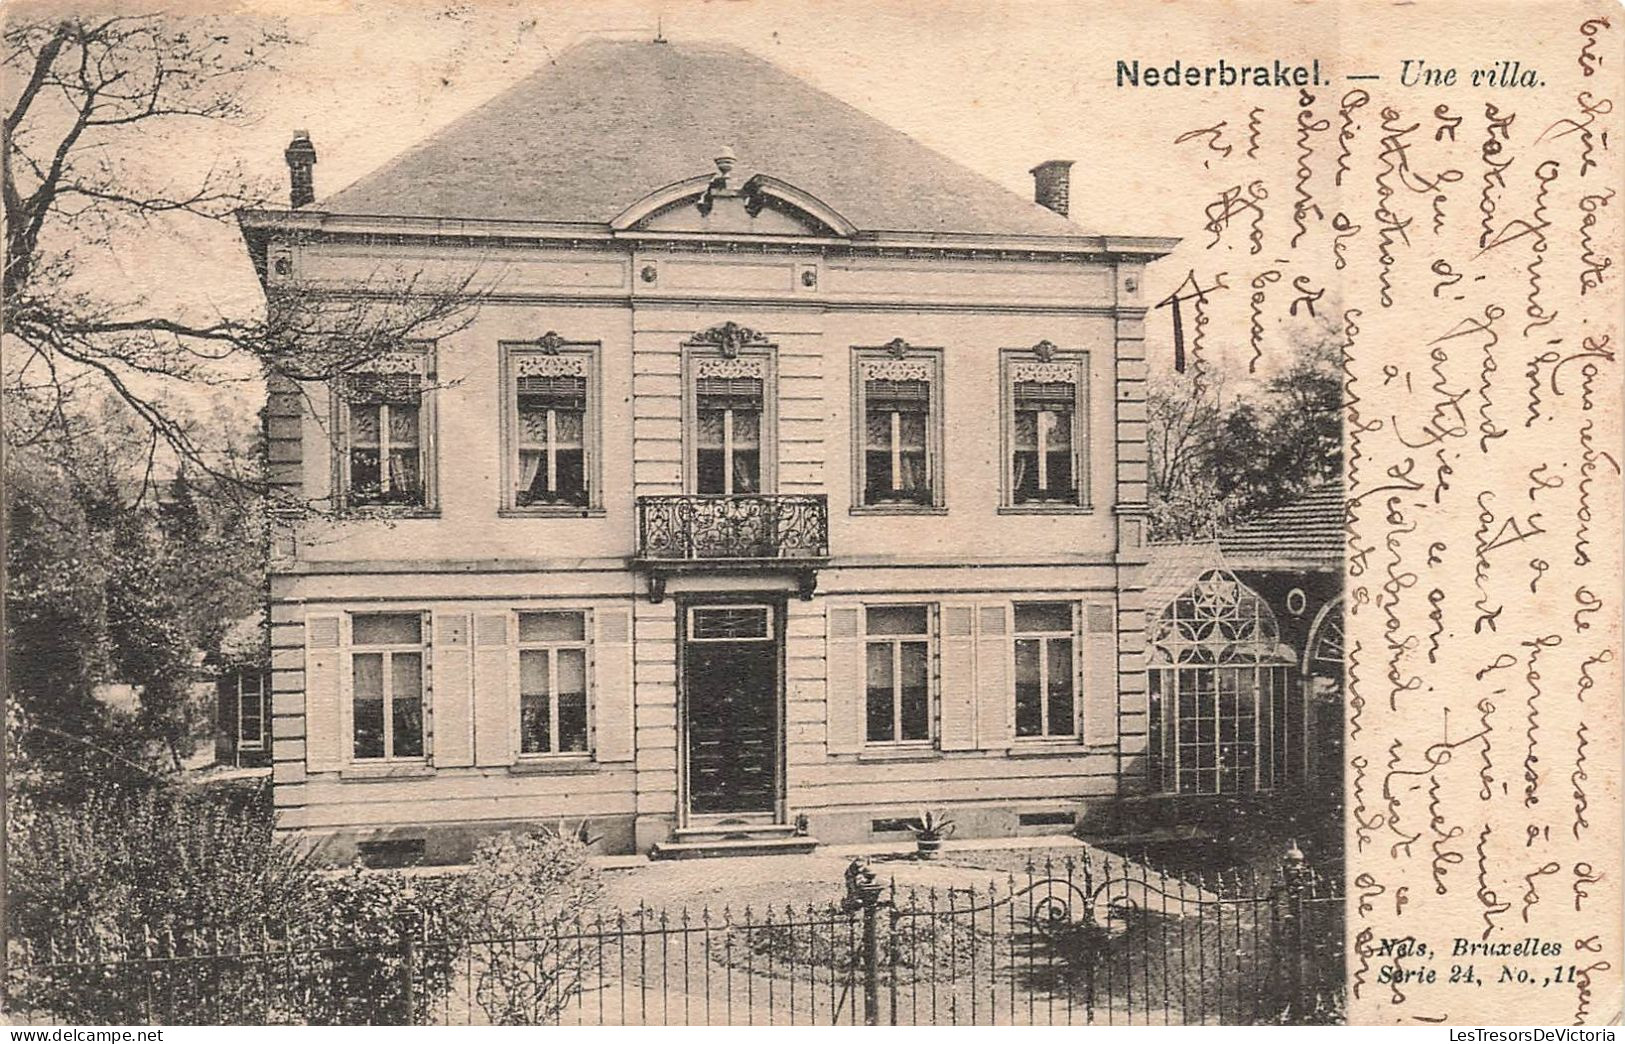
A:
[865,605,932,743]
[1148,570,1303,793]
[236,671,266,751]
[350,612,425,761]
[1013,602,1076,738]
[518,610,590,755]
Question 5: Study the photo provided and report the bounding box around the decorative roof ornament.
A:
[697,146,741,217]
[1031,339,1059,362]
[883,337,912,359]
[692,321,769,359]
[536,330,567,355]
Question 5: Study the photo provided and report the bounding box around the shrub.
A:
[286,867,467,1025]
[5,787,467,1025]
[718,903,997,986]
[6,786,324,1023]
[461,831,604,1025]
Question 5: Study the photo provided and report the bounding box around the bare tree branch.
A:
[2,13,489,518]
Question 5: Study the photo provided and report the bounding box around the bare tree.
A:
[2,14,483,502]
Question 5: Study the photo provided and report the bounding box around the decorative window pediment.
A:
[349,351,428,376]
[860,358,934,382]
[1000,344,1090,510]
[501,339,602,513]
[689,321,771,358]
[514,354,589,379]
[695,357,766,380]
[1010,361,1080,385]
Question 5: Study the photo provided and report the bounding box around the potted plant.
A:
[911,809,956,860]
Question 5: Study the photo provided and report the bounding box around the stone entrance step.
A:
[650,833,819,860]
[673,820,799,844]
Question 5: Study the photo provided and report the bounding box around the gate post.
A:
[1281,842,1307,1020]
[841,860,889,1026]
[397,908,419,1025]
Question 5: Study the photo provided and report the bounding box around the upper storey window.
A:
[1002,343,1089,511]
[338,349,433,510]
[684,325,777,496]
[852,343,944,512]
[502,336,601,514]
[696,376,764,494]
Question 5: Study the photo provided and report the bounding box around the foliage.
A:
[536,817,605,849]
[290,868,466,1025]
[4,408,265,796]
[718,903,997,986]
[1049,904,1343,1024]
[911,809,956,840]
[1147,320,1343,542]
[5,784,322,1022]
[461,831,606,1025]
[4,786,471,1024]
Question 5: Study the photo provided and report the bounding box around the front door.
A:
[682,603,781,816]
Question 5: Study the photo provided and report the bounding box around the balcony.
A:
[634,494,829,601]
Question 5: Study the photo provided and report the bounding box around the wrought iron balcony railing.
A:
[636,494,829,562]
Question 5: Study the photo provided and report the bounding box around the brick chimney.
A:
[284,130,317,209]
[1029,159,1074,217]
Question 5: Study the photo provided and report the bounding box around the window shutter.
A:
[825,607,865,754]
[593,608,634,762]
[975,604,1011,749]
[1082,600,1120,746]
[432,612,474,767]
[938,604,978,751]
[304,614,343,772]
[473,613,513,766]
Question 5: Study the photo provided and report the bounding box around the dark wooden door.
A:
[684,607,779,815]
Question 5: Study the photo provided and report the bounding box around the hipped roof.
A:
[318,38,1082,238]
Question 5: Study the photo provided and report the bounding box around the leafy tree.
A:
[5,403,265,795]
[1147,321,1343,542]
[2,11,476,803]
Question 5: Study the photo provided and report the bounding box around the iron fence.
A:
[7,850,1343,1026]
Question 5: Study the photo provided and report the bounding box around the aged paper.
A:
[2,0,1621,1029]
[1128,1,1625,1025]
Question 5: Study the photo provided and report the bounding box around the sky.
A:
[29,0,1241,316]
[12,0,1566,424]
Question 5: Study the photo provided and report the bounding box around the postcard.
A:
[1,0,1619,1028]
